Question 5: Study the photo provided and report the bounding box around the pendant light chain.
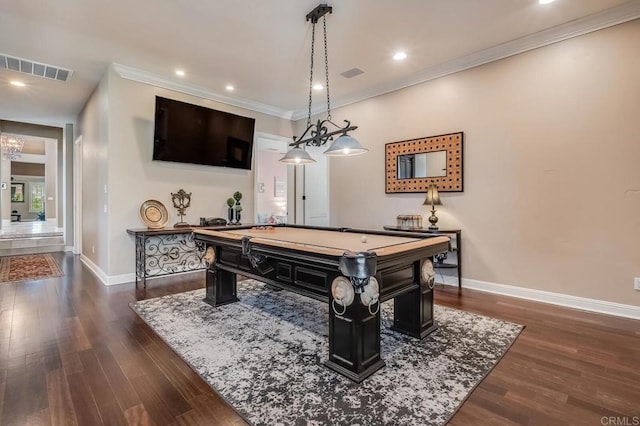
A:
[307,22,316,129]
[323,16,331,121]
[279,4,367,164]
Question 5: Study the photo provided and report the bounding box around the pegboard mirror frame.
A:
[385,132,464,193]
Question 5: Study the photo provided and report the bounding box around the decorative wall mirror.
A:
[385,132,463,193]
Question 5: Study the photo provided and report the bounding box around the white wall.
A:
[255,149,288,222]
[0,155,10,220]
[44,139,57,220]
[307,20,640,307]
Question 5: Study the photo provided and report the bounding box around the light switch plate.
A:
[635,277,640,291]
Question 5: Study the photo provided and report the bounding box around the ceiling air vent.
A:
[0,53,73,82]
[341,68,364,79]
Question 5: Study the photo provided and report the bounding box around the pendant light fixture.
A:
[1,134,25,160]
[280,4,368,164]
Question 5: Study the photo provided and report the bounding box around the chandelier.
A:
[1,135,25,160]
[280,4,368,164]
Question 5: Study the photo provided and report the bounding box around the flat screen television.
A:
[153,96,255,170]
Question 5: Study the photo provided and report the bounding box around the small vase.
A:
[227,207,234,224]
[235,210,242,225]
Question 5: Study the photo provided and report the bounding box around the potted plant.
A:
[234,205,243,224]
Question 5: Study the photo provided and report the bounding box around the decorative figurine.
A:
[171,189,192,228]
[232,191,243,225]
[226,197,236,224]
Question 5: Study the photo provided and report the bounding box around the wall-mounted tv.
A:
[153,96,255,170]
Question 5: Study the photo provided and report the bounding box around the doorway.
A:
[0,133,61,237]
[254,134,292,224]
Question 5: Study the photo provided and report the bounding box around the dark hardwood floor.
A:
[0,252,638,425]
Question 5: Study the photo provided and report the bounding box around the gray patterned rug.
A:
[131,280,522,425]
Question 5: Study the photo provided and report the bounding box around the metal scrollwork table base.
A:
[127,227,207,287]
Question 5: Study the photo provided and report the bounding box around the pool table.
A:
[193,225,450,382]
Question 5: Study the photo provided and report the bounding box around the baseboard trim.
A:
[436,274,460,287]
[441,278,640,320]
[108,269,205,286]
[79,257,204,286]
[80,254,109,286]
[107,272,137,286]
[79,258,639,319]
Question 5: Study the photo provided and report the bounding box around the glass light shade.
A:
[423,184,442,206]
[323,134,368,156]
[1,134,25,160]
[279,147,316,164]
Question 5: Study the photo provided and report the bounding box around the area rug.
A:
[131,280,523,425]
[0,253,64,283]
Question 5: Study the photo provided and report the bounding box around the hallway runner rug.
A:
[0,254,63,283]
[131,279,523,426]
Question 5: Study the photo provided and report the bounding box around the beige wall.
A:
[64,123,75,248]
[317,20,640,306]
[102,69,293,276]
[77,75,110,271]
[11,162,45,176]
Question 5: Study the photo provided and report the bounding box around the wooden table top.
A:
[194,227,450,257]
[126,224,249,236]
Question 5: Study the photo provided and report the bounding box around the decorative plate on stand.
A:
[140,200,169,229]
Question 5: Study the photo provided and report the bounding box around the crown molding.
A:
[110,63,296,120]
[291,1,640,121]
[110,2,640,123]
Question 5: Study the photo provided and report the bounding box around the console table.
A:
[127,225,250,287]
[383,226,462,288]
[126,227,205,287]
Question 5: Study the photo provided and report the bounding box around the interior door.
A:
[300,145,329,226]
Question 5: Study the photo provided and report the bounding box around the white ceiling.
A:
[0,0,638,125]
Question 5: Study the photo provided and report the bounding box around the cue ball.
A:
[361,235,368,243]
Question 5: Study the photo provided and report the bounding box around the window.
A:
[29,182,45,213]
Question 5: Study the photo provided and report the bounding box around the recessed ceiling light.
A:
[175,70,185,77]
[225,85,235,92]
[313,83,323,91]
[393,52,407,61]
[10,81,26,87]
[539,0,555,4]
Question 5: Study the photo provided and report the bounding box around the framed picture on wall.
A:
[11,183,24,202]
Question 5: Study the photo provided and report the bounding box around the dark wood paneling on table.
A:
[0,253,638,425]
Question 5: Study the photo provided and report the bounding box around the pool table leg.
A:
[203,265,239,307]
[325,292,385,383]
[391,261,437,339]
